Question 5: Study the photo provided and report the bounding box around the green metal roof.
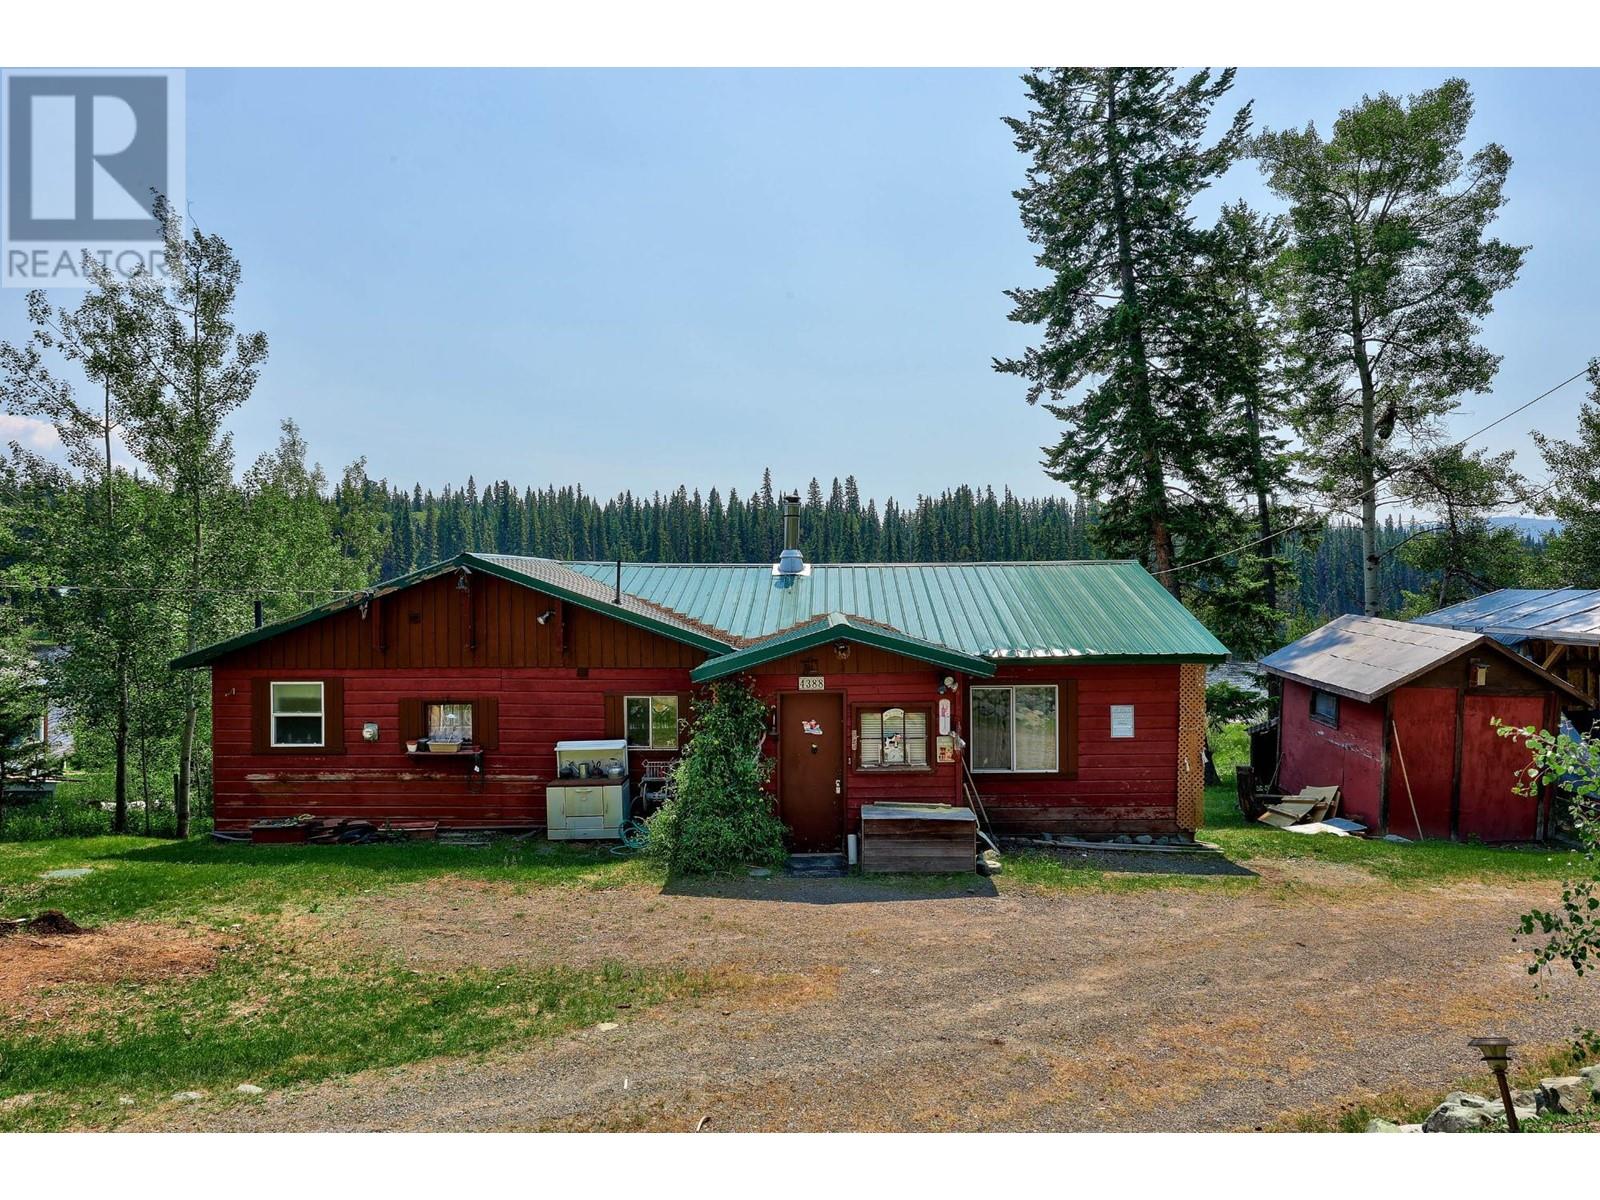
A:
[176,554,1227,671]
[559,560,1228,663]
[690,612,997,683]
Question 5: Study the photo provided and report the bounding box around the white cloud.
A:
[0,414,61,451]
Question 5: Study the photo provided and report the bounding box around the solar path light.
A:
[1468,1036,1520,1132]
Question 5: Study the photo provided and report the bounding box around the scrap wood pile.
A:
[248,815,439,845]
[1253,785,1368,837]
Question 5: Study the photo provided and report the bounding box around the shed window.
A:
[1310,689,1339,727]
[857,707,929,770]
[426,701,473,744]
[270,682,324,747]
[625,695,679,749]
[971,685,1058,773]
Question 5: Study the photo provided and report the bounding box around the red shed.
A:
[1259,615,1589,842]
[175,503,1228,850]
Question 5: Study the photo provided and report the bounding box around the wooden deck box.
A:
[859,803,977,874]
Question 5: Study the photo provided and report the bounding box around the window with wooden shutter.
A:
[252,678,345,755]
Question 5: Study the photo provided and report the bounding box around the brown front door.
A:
[779,692,844,853]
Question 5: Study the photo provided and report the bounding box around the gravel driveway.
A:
[160,859,1588,1132]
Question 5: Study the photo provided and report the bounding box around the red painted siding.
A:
[207,576,1192,838]
[970,663,1183,837]
[1458,694,1543,842]
[1277,679,1386,825]
[212,666,694,829]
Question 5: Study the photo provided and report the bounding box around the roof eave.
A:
[170,560,467,670]
[691,619,997,684]
[462,554,733,653]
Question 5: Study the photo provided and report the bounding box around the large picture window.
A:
[970,685,1058,773]
[857,707,929,770]
[625,695,679,749]
[270,682,325,748]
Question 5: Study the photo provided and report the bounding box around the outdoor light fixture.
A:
[834,640,852,660]
[536,609,554,625]
[1469,1036,1520,1131]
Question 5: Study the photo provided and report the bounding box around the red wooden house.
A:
[1259,614,1590,842]
[176,504,1226,849]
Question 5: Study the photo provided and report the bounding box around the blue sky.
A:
[2,68,1595,509]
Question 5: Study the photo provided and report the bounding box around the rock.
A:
[1422,1092,1498,1132]
[1399,1124,1423,1132]
[1113,834,1132,845]
[1579,1063,1600,1100]
[116,1095,136,1106]
[977,850,1003,877]
[596,1021,619,1032]
[171,1091,206,1102]
[1365,1118,1402,1132]
[234,1084,264,1095]
[1509,1089,1538,1123]
[747,867,771,878]
[1134,834,1154,845]
[1536,1076,1589,1115]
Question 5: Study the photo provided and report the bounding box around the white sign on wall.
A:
[798,676,825,691]
[1110,705,1135,739]
[938,697,952,735]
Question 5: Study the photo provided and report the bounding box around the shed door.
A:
[779,693,844,853]
[1389,688,1456,839]
[1458,694,1544,843]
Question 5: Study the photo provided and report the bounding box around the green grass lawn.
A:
[0,837,683,1130]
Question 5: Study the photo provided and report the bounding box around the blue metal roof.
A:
[1414,588,1600,647]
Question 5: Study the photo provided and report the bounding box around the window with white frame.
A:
[270,682,325,747]
[857,707,929,770]
[970,685,1058,773]
[625,695,679,749]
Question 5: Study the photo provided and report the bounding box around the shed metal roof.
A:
[557,560,1227,663]
[1412,588,1600,647]
[1258,613,1590,705]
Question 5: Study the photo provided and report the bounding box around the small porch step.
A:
[785,852,847,878]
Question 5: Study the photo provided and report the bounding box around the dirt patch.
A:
[149,862,1591,1134]
[0,922,220,1026]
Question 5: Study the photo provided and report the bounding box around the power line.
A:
[1152,366,1588,578]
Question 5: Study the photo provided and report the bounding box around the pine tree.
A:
[996,68,1251,593]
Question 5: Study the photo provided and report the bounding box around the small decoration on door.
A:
[801,719,823,736]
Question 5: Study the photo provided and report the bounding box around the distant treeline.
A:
[368,471,1504,620]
